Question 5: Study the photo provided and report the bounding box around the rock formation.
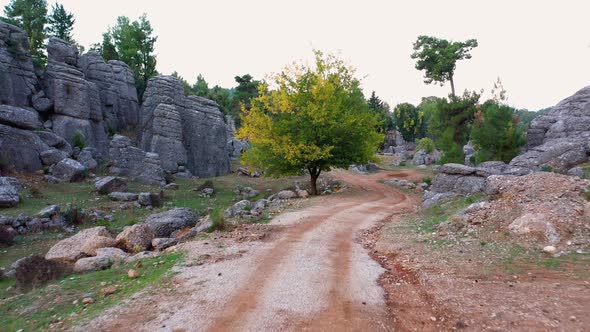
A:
[108,135,165,186]
[140,75,230,177]
[510,86,590,172]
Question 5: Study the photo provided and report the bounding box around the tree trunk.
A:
[309,168,321,195]
[450,75,456,97]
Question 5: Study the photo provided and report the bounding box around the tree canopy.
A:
[237,51,382,195]
[95,14,158,100]
[367,91,394,133]
[411,36,478,96]
[46,3,74,42]
[393,102,424,141]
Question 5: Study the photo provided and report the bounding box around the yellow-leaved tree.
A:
[237,51,382,195]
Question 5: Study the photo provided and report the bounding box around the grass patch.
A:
[411,194,485,234]
[0,252,182,331]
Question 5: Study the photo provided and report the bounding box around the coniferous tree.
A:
[46,3,74,42]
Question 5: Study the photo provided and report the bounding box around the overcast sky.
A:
[4,0,589,110]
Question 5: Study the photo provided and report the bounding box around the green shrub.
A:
[422,177,432,185]
[209,207,226,231]
[416,137,435,153]
[584,186,590,201]
[540,164,554,173]
[72,132,86,150]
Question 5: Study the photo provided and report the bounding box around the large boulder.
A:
[224,200,254,218]
[40,148,68,166]
[143,208,199,238]
[0,123,51,172]
[45,226,112,263]
[108,192,138,202]
[73,255,113,273]
[509,139,589,172]
[108,135,166,186]
[95,176,128,194]
[81,235,117,256]
[140,76,230,177]
[0,177,20,207]
[49,158,87,182]
[115,223,154,252]
[0,105,41,129]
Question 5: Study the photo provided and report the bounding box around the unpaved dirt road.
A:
[79,170,418,332]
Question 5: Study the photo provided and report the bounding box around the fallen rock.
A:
[144,208,199,238]
[101,286,117,295]
[543,245,557,255]
[95,176,128,194]
[94,247,128,262]
[277,190,297,200]
[77,147,98,170]
[37,205,60,218]
[81,236,117,256]
[40,148,69,166]
[74,255,113,273]
[138,192,153,206]
[0,177,21,208]
[45,226,112,263]
[108,192,138,202]
[50,158,87,182]
[151,237,176,251]
[116,223,154,252]
[224,200,253,218]
[296,189,309,198]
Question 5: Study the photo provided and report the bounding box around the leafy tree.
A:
[416,137,435,153]
[46,2,74,42]
[2,0,47,67]
[411,36,478,96]
[470,101,526,164]
[367,91,394,133]
[98,14,158,99]
[238,51,382,195]
[393,102,423,141]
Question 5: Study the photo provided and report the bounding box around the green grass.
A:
[411,194,485,234]
[0,252,182,331]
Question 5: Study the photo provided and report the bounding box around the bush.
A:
[422,177,432,185]
[541,164,554,173]
[72,131,86,150]
[416,137,435,153]
[584,186,590,201]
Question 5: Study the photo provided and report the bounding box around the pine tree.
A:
[46,2,74,42]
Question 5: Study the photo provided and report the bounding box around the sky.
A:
[4,0,589,110]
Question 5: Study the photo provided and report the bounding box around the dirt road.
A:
[80,170,418,332]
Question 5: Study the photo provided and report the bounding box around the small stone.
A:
[569,316,577,321]
[430,316,437,322]
[127,269,139,279]
[543,246,557,254]
[82,297,94,304]
[101,286,117,295]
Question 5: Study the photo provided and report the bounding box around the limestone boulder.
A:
[95,176,128,194]
[49,158,87,182]
[81,236,118,256]
[144,208,199,238]
[45,227,112,263]
[0,177,20,208]
[116,224,154,252]
[108,135,166,186]
[0,124,51,172]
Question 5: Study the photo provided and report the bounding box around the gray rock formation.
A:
[41,38,109,158]
[423,162,532,208]
[412,149,442,166]
[95,176,128,194]
[78,52,139,131]
[140,76,230,177]
[0,105,41,129]
[0,22,37,107]
[108,135,166,186]
[511,86,590,172]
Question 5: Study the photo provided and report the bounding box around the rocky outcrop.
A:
[0,22,37,107]
[78,52,139,131]
[108,135,165,185]
[423,162,532,208]
[41,38,109,158]
[412,149,442,166]
[511,86,590,172]
[140,76,230,177]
